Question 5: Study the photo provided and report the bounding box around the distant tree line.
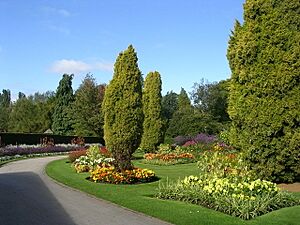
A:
[0,73,229,140]
[0,73,106,137]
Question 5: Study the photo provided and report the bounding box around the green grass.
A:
[46,158,300,225]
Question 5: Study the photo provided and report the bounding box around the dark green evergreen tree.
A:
[71,74,105,137]
[140,71,164,152]
[0,89,11,132]
[9,97,40,133]
[162,91,178,121]
[191,79,230,122]
[167,88,222,137]
[52,74,74,135]
[103,45,143,171]
[178,88,191,110]
[227,0,300,182]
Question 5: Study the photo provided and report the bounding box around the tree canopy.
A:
[227,0,300,182]
[52,74,74,135]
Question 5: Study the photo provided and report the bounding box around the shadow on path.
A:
[0,172,76,225]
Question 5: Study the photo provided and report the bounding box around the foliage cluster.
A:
[157,176,299,220]
[73,145,114,173]
[140,71,164,152]
[227,0,300,182]
[157,136,299,219]
[103,45,143,171]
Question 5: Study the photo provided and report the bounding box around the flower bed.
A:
[68,149,87,162]
[157,175,299,220]
[0,144,84,157]
[156,139,300,219]
[143,152,195,165]
[72,145,114,173]
[90,166,156,184]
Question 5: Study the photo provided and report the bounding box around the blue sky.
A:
[0,0,244,100]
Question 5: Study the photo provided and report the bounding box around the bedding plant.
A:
[143,144,195,165]
[72,145,156,184]
[156,141,300,220]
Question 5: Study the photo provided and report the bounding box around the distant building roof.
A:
[44,129,53,134]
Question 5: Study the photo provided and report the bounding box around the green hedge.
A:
[0,132,104,146]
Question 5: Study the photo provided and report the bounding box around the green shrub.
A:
[73,145,114,173]
[140,72,164,152]
[227,0,300,182]
[103,45,143,171]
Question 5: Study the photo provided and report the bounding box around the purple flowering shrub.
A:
[194,133,217,144]
[174,136,193,146]
[0,145,84,157]
[174,133,217,146]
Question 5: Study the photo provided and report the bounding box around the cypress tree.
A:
[52,74,74,135]
[227,0,300,182]
[103,45,143,171]
[140,71,164,152]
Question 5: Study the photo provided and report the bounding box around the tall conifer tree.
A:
[227,0,300,182]
[52,74,74,135]
[140,71,164,152]
[103,45,143,171]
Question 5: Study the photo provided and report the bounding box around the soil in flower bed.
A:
[278,183,300,192]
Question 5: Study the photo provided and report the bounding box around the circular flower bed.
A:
[90,165,156,184]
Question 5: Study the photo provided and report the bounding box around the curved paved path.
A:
[0,156,172,225]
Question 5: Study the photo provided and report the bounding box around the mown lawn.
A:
[46,158,300,225]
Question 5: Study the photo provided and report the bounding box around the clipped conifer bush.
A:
[140,71,164,152]
[102,45,143,171]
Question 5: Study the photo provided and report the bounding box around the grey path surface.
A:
[0,156,172,225]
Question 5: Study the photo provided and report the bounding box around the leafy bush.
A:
[90,166,156,184]
[197,144,252,179]
[157,138,299,219]
[73,145,114,173]
[73,155,114,173]
[99,146,111,158]
[194,133,217,144]
[174,133,217,146]
[174,136,193,146]
[157,176,299,220]
[68,149,87,163]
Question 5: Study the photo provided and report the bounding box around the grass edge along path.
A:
[46,158,300,225]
